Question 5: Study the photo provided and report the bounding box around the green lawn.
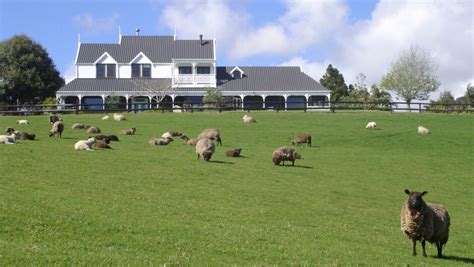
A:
[0,111,473,265]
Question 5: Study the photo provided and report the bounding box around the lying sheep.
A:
[5,127,15,134]
[102,115,110,120]
[0,134,16,144]
[85,126,101,134]
[366,121,377,129]
[401,189,450,257]
[418,126,430,135]
[292,134,312,146]
[93,135,110,143]
[49,121,64,138]
[272,146,301,166]
[243,114,256,123]
[226,148,242,157]
[161,131,183,139]
[196,138,215,161]
[182,136,198,146]
[74,137,95,151]
[121,128,136,135]
[94,139,111,149]
[71,123,86,129]
[49,114,60,124]
[113,113,126,121]
[197,128,222,146]
[106,135,119,142]
[149,137,173,145]
[16,131,36,140]
[16,119,30,125]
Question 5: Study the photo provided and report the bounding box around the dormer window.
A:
[96,64,116,78]
[230,66,244,79]
[132,64,151,78]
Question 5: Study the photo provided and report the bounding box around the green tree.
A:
[203,87,222,107]
[0,35,64,104]
[381,45,440,110]
[319,64,348,103]
[455,83,474,107]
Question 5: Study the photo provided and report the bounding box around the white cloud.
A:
[73,13,119,34]
[63,62,76,84]
[279,57,328,83]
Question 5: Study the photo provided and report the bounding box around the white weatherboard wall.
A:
[119,65,131,78]
[153,64,172,78]
[77,65,95,78]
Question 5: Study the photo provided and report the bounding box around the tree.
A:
[381,45,440,110]
[0,34,64,104]
[455,83,474,107]
[203,87,222,107]
[319,64,348,103]
[130,79,174,107]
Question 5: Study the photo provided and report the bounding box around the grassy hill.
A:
[1,111,473,265]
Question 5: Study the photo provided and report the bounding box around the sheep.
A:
[16,131,36,140]
[197,128,222,145]
[418,126,430,135]
[16,119,30,125]
[49,114,60,124]
[121,128,136,135]
[366,121,377,129]
[113,113,126,121]
[71,123,86,129]
[400,189,450,257]
[74,137,96,151]
[94,139,112,149]
[243,114,256,123]
[0,133,16,144]
[181,135,198,146]
[106,135,119,142]
[226,148,242,157]
[162,131,183,139]
[5,127,15,134]
[49,121,64,138]
[149,137,173,145]
[292,134,312,146]
[86,126,101,134]
[272,146,301,166]
[93,135,110,143]
[102,115,110,120]
[196,138,215,161]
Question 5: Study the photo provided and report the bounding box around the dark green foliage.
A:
[319,64,349,103]
[0,35,64,104]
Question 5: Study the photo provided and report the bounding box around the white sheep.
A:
[0,134,16,144]
[102,115,110,120]
[418,126,430,135]
[243,114,256,123]
[366,121,377,129]
[113,113,126,121]
[16,119,30,125]
[74,137,96,151]
[196,138,216,161]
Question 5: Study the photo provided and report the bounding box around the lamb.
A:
[418,126,430,135]
[16,119,30,125]
[272,146,301,166]
[85,126,100,134]
[161,131,183,139]
[106,135,119,142]
[195,138,215,161]
[400,189,450,257]
[197,128,222,145]
[226,148,242,157]
[181,135,198,146]
[94,139,111,149]
[49,121,64,138]
[16,131,36,140]
[71,123,87,129]
[366,121,377,129]
[149,137,173,145]
[113,113,126,121]
[243,114,256,123]
[102,115,110,120]
[0,134,16,144]
[121,128,136,135]
[49,114,60,124]
[74,137,96,151]
[93,135,110,143]
[292,134,312,146]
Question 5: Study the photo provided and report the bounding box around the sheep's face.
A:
[5,127,15,134]
[405,189,427,211]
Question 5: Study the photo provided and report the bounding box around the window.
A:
[233,70,242,79]
[96,64,115,78]
[197,66,210,74]
[179,66,192,74]
[132,64,152,78]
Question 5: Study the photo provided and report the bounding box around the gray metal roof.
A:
[58,78,172,92]
[216,66,327,92]
[76,36,214,63]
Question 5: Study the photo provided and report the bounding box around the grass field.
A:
[0,111,473,265]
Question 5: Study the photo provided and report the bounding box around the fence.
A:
[0,101,472,116]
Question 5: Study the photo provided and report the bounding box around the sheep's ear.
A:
[421,191,428,196]
[404,189,410,195]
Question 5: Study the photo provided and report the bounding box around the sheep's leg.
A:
[421,239,427,257]
[291,160,295,166]
[412,239,417,256]
[436,242,443,257]
[197,154,200,160]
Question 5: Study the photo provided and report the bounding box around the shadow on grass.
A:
[277,164,313,169]
[432,255,474,264]
[209,160,234,164]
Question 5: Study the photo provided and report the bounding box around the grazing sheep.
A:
[49,121,64,138]
[16,119,30,125]
[49,114,60,124]
[226,148,242,157]
[366,121,377,129]
[418,126,430,135]
[0,134,16,144]
[94,139,111,149]
[71,123,86,129]
[121,128,136,135]
[113,113,126,121]
[106,135,119,142]
[197,128,222,146]
[102,115,110,120]
[149,137,173,145]
[74,137,96,151]
[243,114,256,123]
[401,189,450,257]
[86,126,101,134]
[195,138,215,161]
[292,134,312,146]
[272,146,301,166]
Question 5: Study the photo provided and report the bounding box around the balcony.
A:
[173,74,215,85]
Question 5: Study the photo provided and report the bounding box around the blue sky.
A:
[1,0,472,97]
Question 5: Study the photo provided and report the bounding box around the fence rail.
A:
[0,101,472,116]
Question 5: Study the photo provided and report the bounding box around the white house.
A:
[57,34,330,110]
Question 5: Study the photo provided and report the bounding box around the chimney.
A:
[135,28,140,36]
[200,34,203,46]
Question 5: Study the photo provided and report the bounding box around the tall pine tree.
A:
[319,64,348,103]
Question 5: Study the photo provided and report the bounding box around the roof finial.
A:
[135,28,140,36]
